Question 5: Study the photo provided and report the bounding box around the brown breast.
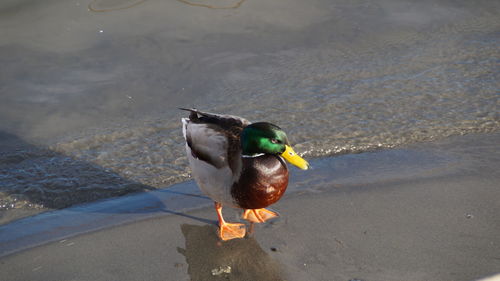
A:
[231,155,289,209]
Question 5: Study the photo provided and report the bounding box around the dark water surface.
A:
[1,0,499,222]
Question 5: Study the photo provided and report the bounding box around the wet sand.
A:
[0,133,499,281]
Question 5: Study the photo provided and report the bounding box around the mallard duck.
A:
[181,108,308,241]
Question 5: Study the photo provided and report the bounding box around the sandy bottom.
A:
[0,133,499,281]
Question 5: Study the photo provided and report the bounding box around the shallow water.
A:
[0,0,499,221]
[1,132,499,259]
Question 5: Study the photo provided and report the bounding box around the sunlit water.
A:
[0,0,499,223]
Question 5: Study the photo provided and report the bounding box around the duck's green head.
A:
[241,122,309,170]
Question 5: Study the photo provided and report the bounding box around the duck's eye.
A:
[270,138,279,144]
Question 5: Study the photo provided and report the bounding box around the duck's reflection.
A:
[177,224,284,281]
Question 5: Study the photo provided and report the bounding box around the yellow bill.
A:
[281,145,309,170]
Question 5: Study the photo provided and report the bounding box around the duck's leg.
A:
[214,202,246,241]
[242,208,279,223]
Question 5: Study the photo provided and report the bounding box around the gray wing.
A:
[181,108,250,170]
[182,119,228,168]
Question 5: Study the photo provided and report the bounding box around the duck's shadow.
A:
[177,224,284,281]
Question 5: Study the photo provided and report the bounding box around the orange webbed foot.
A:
[214,202,246,241]
[242,208,279,223]
[218,221,246,241]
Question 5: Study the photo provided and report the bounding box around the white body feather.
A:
[182,117,247,207]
